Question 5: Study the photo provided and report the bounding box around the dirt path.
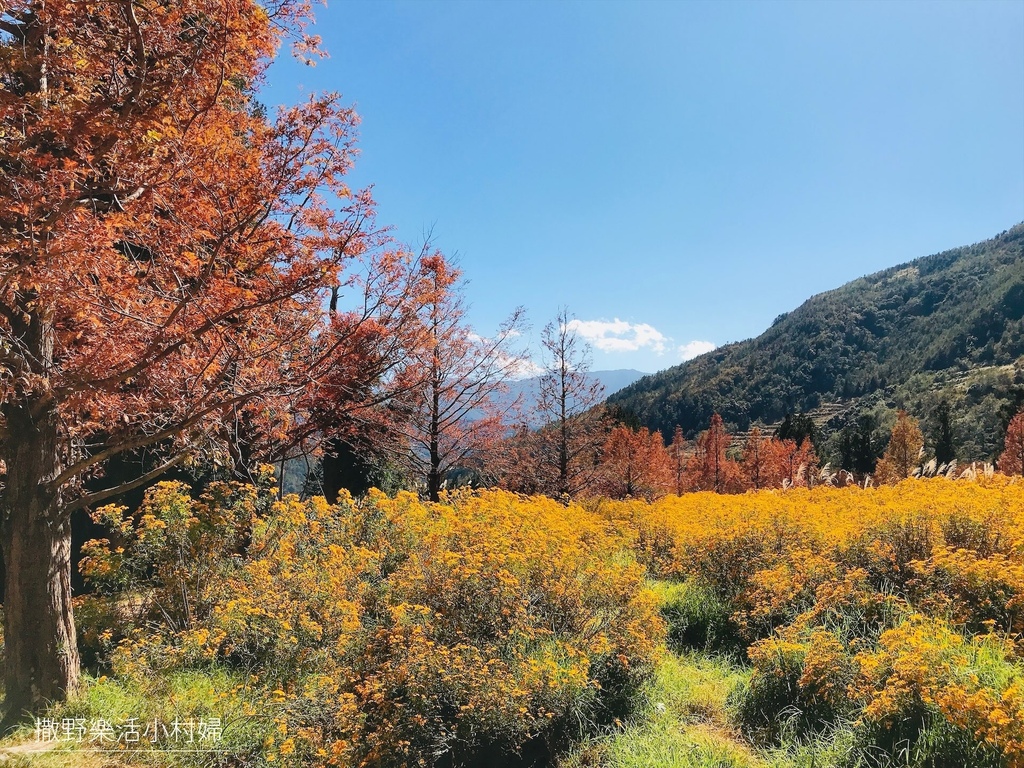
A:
[0,739,57,761]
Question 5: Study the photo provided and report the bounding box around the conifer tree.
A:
[670,425,687,496]
[997,408,1024,476]
[933,400,957,466]
[687,413,742,493]
[875,411,924,483]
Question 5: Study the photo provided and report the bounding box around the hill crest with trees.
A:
[607,224,1024,464]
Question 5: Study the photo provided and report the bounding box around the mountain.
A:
[590,369,650,396]
[503,369,646,422]
[607,224,1024,462]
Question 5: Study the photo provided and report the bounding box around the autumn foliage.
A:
[998,407,1024,476]
[0,0,387,712]
[570,415,824,501]
[741,427,819,490]
[875,410,926,484]
[684,413,742,493]
[397,254,526,501]
[597,426,672,500]
[5,3,1024,764]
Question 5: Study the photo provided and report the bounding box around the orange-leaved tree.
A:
[292,246,438,500]
[0,0,376,716]
[687,413,743,493]
[762,436,819,488]
[200,246,430,491]
[669,425,687,496]
[399,253,526,501]
[741,427,768,490]
[598,425,672,500]
[997,408,1024,476]
[875,410,925,484]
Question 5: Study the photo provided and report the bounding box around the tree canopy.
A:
[0,0,378,716]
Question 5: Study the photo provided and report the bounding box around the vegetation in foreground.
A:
[7,480,661,767]
[593,476,1024,767]
[2,476,1022,767]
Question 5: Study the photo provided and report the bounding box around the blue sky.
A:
[265,0,1024,374]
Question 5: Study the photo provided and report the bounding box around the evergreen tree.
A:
[838,426,857,473]
[776,412,819,450]
[839,414,880,475]
[933,401,956,466]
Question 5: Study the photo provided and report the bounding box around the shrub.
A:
[733,549,839,642]
[905,546,1024,636]
[653,581,741,656]
[78,476,273,654]
[850,615,1022,767]
[81,487,663,767]
[609,479,1024,765]
[736,627,856,743]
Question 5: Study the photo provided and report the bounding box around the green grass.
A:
[559,651,763,768]
[644,652,747,728]
[557,644,871,768]
[558,582,869,768]
[0,669,275,767]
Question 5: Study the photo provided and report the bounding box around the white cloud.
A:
[679,340,716,361]
[505,355,544,379]
[467,331,540,379]
[566,318,668,355]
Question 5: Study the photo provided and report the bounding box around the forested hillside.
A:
[608,224,1024,461]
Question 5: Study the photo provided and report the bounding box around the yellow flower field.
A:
[592,477,1024,767]
[24,476,1024,767]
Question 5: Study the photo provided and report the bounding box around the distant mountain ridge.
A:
[587,369,649,397]
[608,224,1024,462]
[502,369,646,422]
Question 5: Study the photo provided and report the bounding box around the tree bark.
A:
[427,429,442,502]
[427,360,442,502]
[1,401,80,722]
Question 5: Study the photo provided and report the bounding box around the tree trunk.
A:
[428,363,442,502]
[0,401,80,722]
[427,419,442,501]
[427,466,441,503]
